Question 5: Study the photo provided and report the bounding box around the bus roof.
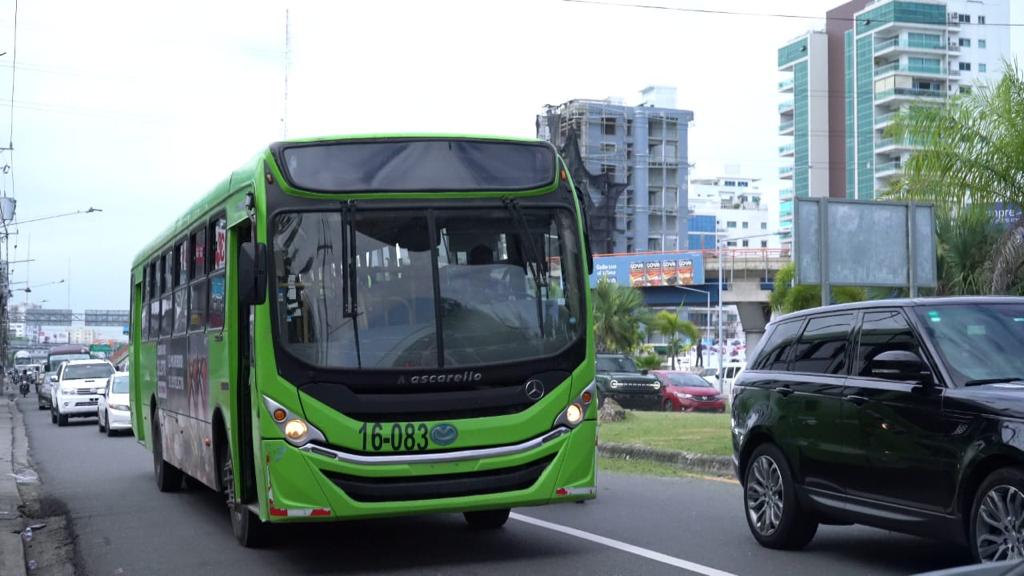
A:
[131,134,551,269]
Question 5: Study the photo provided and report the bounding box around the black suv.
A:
[595,354,662,409]
[733,297,1024,563]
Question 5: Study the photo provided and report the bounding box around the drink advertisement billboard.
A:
[591,252,705,287]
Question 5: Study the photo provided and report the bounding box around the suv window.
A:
[63,364,114,380]
[752,320,803,371]
[791,313,855,375]
[597,356,638,373]
[856,310,923,379]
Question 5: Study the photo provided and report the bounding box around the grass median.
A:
[598,410,732,457]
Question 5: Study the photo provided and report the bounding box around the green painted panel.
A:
[794,61,809,198]
[845,30,855,199]
[856,36,874,199]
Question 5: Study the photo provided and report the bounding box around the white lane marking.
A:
[510,512,738,576]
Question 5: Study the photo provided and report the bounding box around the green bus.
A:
[129,135,597,546]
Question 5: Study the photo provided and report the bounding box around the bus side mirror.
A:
[239,241,268,307]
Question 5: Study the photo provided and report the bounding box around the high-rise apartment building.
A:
[778,31,832,246]
[780,0,1010,211]
[846,0,1009,199]
[537,87,694,253]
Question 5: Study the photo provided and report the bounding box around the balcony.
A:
[875,160,904,178]
[779,143,795,157]
[874,62,947,78]
[948,15,960,27]
[778,78,794,93]
[779,165,794,180]
[876,87,946,104]
[779,187,794,200]
[874,37,947,55]
[779,119,794,135]
[874,111,898,128]
[779,100,794,114]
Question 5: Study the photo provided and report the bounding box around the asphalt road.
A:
[17,397,980,576]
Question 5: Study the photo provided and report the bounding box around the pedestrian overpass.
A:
[595,248,790,349]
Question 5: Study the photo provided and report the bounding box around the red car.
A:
[652,371,726,413]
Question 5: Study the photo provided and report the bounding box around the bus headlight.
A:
[284,419,309,442]
[554,381,597,429]
[565,403,583,425]
[263,395,326,447]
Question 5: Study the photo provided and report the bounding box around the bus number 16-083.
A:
[358,422,429,452]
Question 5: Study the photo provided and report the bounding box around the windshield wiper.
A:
[340,200,362,368]
[504,198,548,338]
[504,198,548,288]
[964,377,1024,387]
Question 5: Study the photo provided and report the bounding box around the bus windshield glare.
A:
[273,207,582,369]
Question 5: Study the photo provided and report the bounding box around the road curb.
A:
[598,442,734,478]
[0,396,28,576]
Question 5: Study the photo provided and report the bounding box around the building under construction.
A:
[537,86,694,254]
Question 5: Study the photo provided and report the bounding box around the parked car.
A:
[652,371,726,412]
[97,372,130,436]
[50,359,114,427]
[733,297,1024,563]
[594,353,662,409]
[697,367,719,388]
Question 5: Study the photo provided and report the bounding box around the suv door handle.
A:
[844,394,869,405]
[774,386,794,397]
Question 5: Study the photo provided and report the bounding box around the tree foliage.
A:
[770,262,867,314]
[886,61,1024,293]
[634,354,663,371]
[592,278,646,353]
[647,309,701,370]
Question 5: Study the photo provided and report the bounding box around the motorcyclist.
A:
[19,370,30,398]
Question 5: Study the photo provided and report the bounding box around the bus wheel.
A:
[220,440,270,547]
[152,413,182,492]
[464,508,511,530]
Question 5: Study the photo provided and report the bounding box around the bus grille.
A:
[320,455,554,503]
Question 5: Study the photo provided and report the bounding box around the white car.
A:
[97,372,131,436]
[51,359,115,427]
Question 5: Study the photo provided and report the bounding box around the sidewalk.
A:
[1,382,29,576]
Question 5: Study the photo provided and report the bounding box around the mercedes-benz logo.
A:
[524,379,545,401]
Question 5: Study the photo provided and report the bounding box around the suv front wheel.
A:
[970,467,1024,563]
[743,443,818,550]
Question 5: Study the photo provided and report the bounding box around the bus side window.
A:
[161,250,174,337]
[141,266,149,341]
[208,214,227,330]
[189,226,207,331]
[149,261,160,341]
[173,239,188,335]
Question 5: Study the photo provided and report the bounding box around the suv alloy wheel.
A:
[743,443,818,550]
[971,468,1024,563]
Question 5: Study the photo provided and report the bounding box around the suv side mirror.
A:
[869,350,932,384]
[49,375,57,383]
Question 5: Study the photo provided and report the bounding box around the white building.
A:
[689,175,780,250]
[8,322,24,339]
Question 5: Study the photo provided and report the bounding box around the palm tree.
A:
[592,278,645,353]
[647,309,701,370]
[934,205,1002,295]
[769,262,866,313]
[634,354,663,372]
[886,61,1024,292]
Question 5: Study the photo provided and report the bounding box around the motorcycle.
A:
[19,381,29,398]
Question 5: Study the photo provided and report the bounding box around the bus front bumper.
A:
[257,420,597,522]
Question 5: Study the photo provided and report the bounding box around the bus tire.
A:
[152,412,182,492]
[464,508,511,530]
[220,438,270,547]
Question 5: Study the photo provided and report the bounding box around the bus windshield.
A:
[273,207,582,370]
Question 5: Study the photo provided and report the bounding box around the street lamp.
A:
[10,207,102,227]
[672,285,710,368]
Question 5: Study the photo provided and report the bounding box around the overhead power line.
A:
[561,0,1024,27]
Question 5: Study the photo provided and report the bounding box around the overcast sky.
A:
[0,0,1021,313]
